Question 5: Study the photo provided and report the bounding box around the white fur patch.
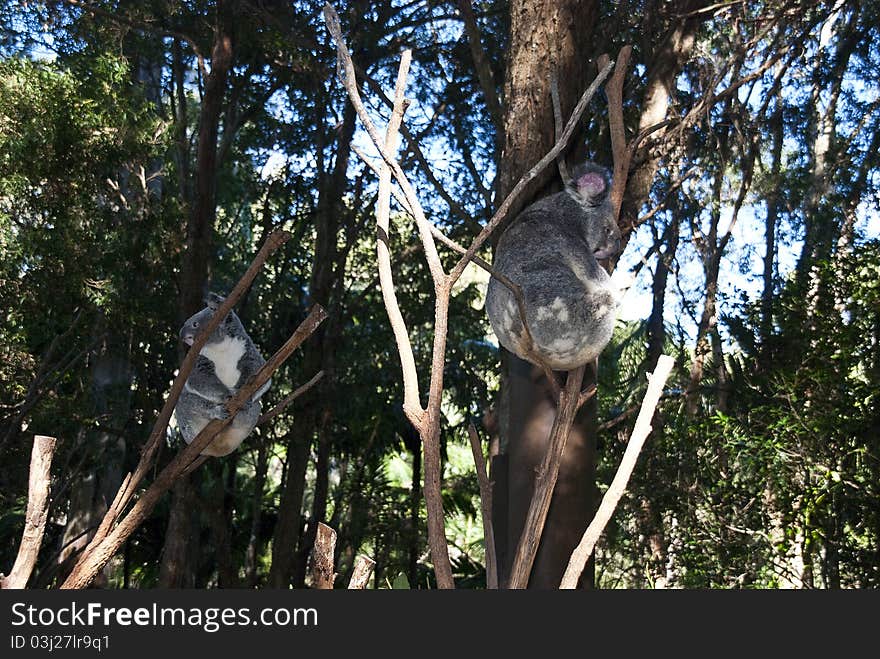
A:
[200,336,246,390]
[550,297,569,322]
[502,303,517,331]
[548,337,576,354]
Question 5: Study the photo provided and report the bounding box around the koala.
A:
[485,162,622,371]
[173,293,270,457]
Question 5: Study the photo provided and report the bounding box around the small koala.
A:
[173,293,270,457]
[485,162,622,371]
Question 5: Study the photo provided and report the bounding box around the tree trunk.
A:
[408,438,422,588]
[269,99,356,588]
[494,0,601,591]
[56,328,130,587]
[796,7,857,298]
[642,208,680,587]
[294,408,332,588]
[157,476,198,588]
[268,431,310,588]
[210,458,239,587]
[160,2,236,585]
[244,440,269,587]
[178,2,235,317]
[761,93,783,350]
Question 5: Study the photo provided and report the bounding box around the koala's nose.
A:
[180,327,195,345]
[611,236,621,256]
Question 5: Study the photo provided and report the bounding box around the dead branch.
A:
[1,435,56,589]
[507,365,586,588]
[60,305,327,589]
[454,0,503,135]
[311,522,337,589]
[258,370,325,426]
[560,355,675,588]
[325,6,457,588]
[468,423,497,589]
[550,70,571,184]
[348,555,376,589]
[598,46,633,221]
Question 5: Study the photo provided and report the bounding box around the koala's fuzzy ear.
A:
[205,292,226,310]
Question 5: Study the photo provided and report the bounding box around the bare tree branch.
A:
[257,370,325,426]
[550,70,571,184]
[560,355,675,588]
[324,5,457,588]
[598,46,633,221]
[507,365,586,588]
[1,435,56,589]
[454,0,504,135]
[468,423,497,589]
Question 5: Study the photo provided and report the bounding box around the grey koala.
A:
[485,162,622,371]
[173,293,270,457]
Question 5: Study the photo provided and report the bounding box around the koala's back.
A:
[486,192,619,370]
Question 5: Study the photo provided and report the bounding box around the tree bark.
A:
[408,434,422,588]
[57,329,130,587]
[244,440,269,587]
[160,2,236,586]
[761,93,783,351]
[157,477,198,588]
[268,432,310,588]
[178,1,235,317]
[271,99,357,588]
[494,0,601,590]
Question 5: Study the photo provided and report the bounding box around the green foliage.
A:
[1,0,878,591]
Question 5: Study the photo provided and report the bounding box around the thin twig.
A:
[598,46,633,222]
[550,70,571,184]
[560,355,675,588]
[468,423,497,589]
[257,370,325,426]
[1,435,56,589]
[454,0,503,134]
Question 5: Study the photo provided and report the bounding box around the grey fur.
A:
[485,162,622,371]
[174,293,270,457]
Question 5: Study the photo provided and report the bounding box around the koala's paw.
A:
[208,404,231,421]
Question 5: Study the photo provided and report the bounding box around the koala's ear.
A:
[205,292,226,310]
